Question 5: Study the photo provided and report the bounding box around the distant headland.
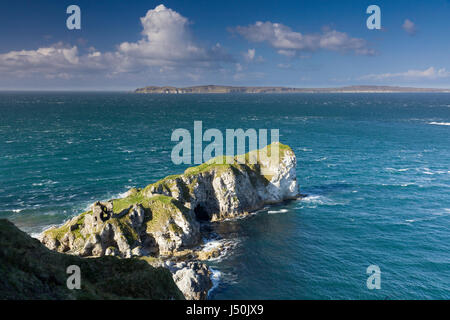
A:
[135,85,450,94]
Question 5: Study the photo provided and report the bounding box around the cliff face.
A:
[40,142,298,299]
[42,142,297,258]
[0,219,184,300]
[144,143,298,221]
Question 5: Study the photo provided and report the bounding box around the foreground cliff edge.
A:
[40,142,299,299]
[0,219,184,299]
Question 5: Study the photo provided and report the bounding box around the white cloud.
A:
[117,4,230,68]
[242,48,264,63]
[0,44,78,73]
[360,67,450,81]
[0,42,113,79]
[402,19,417,35]
[0,5,232,83]
[277,63,291,69]
[233,21,375,56]
[244,49,256,61]
[277,49,296,57]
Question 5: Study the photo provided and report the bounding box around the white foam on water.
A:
[199,237,239,262]
[401,183,416,187]
[12,209,22,213]
[267,209,289,214]
[35,222,67,240]
[222,210,259,221]
[116,191,130,199]
[428,122,450,126]
[299,194,344,208]
[301,195,325,204]
[405,219,415,223]
[207,268,222,298]
[30,232,43,240]
[202,239,223,252]
[422,168,435,175]
[385,167,410,172]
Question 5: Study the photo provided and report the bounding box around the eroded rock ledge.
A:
[41,142,299,299]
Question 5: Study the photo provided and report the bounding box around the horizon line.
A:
[2,84,450,92]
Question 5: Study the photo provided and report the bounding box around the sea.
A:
[0,92,449,299]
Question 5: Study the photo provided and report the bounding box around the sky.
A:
[0,0,450,90]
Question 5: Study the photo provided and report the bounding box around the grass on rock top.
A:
[43,142,293,244]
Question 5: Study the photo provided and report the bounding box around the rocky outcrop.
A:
[165,261,213,300]
[0,219,184,300]
[143,142,298,221]
[40,142,299,299]
[42,195,201,258]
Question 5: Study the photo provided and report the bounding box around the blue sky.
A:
[0,0,449,90]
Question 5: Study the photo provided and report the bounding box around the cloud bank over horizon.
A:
[0,5,234,86]
[360,67,450,81]
[0,2,448,89]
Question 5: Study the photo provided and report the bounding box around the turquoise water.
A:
[1,92,449,299]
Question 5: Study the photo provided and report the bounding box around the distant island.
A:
[135,85,450,94]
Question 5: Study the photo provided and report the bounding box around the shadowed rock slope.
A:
[0,219,184,300]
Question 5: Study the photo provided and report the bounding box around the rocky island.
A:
[37,142,299,300]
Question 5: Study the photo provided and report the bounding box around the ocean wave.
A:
[207,268,221,298]
[32,180,59,186]
[267,209,289,214]
[34,222,65,239]
[301,195,325,204]
[199,237,238,262]
[30,232,43,240]
[420,167,448,175]
[428,122,450,126]
[401,183,416,187]
[222,210,259,221]
[385,167,410,172]
[116,190,130,199]
[299,195,341,207]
